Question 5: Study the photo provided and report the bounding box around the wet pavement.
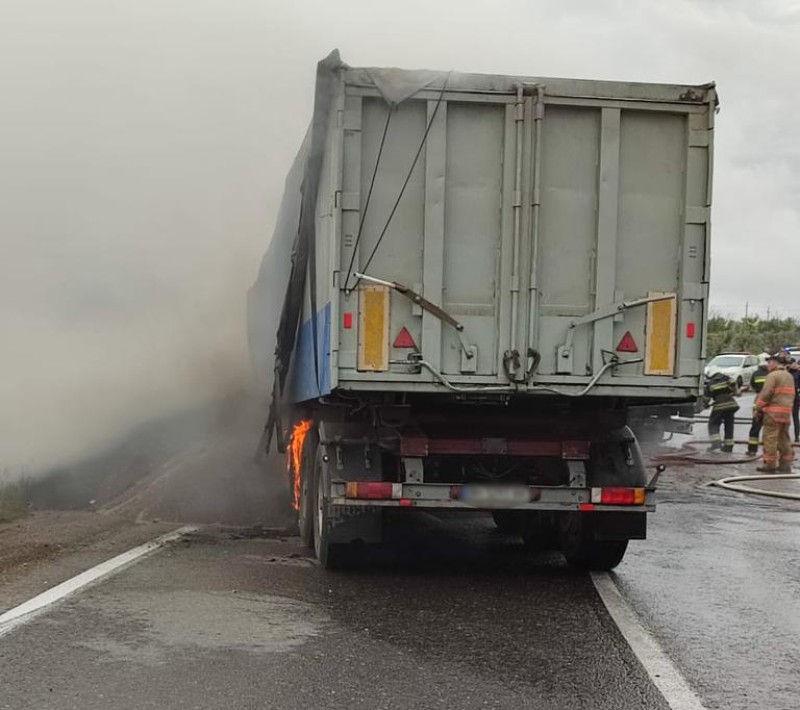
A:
[1,398,798,710]
[1,480,798,710]
[0,519,672,710]
[617,469,799,710]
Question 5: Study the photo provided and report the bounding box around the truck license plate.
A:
[460,485,530,508]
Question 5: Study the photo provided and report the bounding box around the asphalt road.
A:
[1,403,798,710]
[618,467,800,710]
[0,515,673,710]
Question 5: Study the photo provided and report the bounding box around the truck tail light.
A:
[591,487,646,505]
[345,482,402,499]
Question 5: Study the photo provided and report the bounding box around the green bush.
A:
[707,314,800,357]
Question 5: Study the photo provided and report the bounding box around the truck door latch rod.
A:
[562,294,676,353]
[354,272,474,359]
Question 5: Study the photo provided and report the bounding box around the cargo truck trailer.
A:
[249,51,717,570]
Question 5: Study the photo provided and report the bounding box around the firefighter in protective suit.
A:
[746,362,769,455]
[754,352,796,473]
[701,372,739,452]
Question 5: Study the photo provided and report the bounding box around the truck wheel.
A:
[297,429,318,548]
[563,538,628,571]
[560,513,628,571]
[312,447,350,570]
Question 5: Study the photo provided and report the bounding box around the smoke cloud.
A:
[0,1,307,476]
[3,0,800,478]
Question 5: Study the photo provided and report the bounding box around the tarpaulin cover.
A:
[248,51,448,454]
[363,67,442,105]
[249,50,342,454]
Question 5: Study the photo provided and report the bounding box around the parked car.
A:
[704,352,759,389]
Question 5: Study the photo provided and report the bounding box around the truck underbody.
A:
[286,393,664,571]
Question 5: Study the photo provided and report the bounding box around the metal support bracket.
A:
[402,457,424,484]
[567,460,587,488]
[647,464,666,490]
[460,344,478,373]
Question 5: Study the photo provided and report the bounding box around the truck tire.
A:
[297,429,318,548]
[560,513,628,571]
[312,446,350,570]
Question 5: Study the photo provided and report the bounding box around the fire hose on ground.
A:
[648,440,800,501]
[711,473,800,501]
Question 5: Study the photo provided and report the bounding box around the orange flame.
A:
[288,419,313,511]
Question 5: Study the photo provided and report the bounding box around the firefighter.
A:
[753,352,796,473]
[746,361,769,455]
[702,371,739,452]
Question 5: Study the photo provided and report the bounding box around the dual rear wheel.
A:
[492,510,628,571]
[296,429,350,569]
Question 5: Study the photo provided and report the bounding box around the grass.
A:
[0,480,29,523]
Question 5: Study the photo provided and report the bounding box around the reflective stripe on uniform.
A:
[764,406,792,423]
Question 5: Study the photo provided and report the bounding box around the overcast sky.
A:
[2,0,799,474]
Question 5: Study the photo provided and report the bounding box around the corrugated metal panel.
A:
[292,64,717,400]
[536,106,599,375]
[441,102,504,375]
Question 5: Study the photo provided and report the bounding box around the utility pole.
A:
[767,306,771,320]
[745,302,749,319]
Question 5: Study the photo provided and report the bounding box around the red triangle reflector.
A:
[393,327,417,349]
[616,331,638,353]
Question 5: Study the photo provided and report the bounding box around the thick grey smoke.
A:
[0,1,310,476]
[2,0,800,478]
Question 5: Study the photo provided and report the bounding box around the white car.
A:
[703,352,760,389]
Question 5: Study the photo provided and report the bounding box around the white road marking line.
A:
[0,525,197,639]
[591,572,709,710]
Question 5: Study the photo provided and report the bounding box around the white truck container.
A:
[250,52,717,570]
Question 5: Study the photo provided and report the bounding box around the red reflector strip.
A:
[343,312,353,329]
[579,503,596,511]
[686,322,695,338]
[398,499,413,507]
[592,487,646,505]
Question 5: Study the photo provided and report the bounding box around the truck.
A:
[249,51,717,570]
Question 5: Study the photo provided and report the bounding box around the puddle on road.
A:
[77,590,328,665]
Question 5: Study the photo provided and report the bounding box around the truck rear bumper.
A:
[330,481,654,513]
